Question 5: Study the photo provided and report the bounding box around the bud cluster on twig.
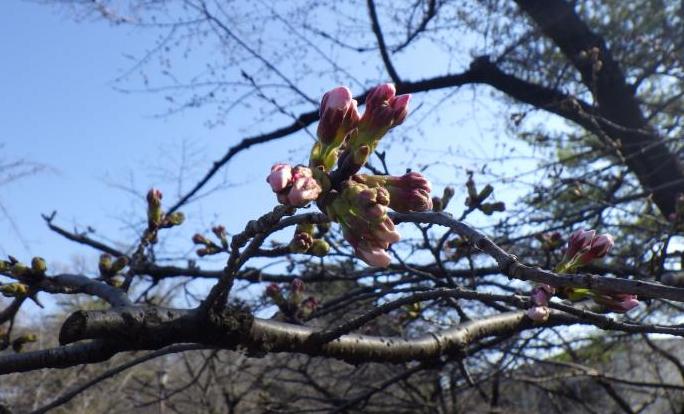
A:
[266,83,433,267]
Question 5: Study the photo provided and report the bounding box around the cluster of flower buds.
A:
[535,232,563,252]
[288,223,330,256]
[0,256,47,281]
[265,84,423,267]
[326,180,401,267]
[558,229,614,272]
[265,278,319,322]
[527,283,555,322]
[98,254,128,286]
[551,228,639,313]
[145,188,185,244]
[335,84,410,177]
[192,225,229,257]
[465,173,505,215]
[310,86,360,171]
[0,282,29,298]
[353,172,432,213]
[267,164,324,207]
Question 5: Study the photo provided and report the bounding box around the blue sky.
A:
[0,0,540,301]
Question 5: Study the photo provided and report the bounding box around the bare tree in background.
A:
[3,0,684,412]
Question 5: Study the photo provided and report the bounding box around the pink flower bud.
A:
[389,172,432,212]
[578,233,614,264]
[565,228,595,260]
[358,83,412,136]
[267,163,293,193]
[527,306,550,322]
[317,87,358,145]
[593,293,639,313]
[291,278,304,294]
[356,243,392,267]
[530,284,555,306]
[287,176,322,206]
[146,188,163,206]
[192,233,208,245]
[265,283,281,298]
[390,94,411,126]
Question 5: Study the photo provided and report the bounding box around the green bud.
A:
[99,254,113,277]
[0,283,29,297]
[165,211,185,226]
[309,239,330,257]
[289,233,314,253]
[31,257,47,276]
[480,202,506,215]
[12,334,38,353]
[10,263,29,278]
[477,184,494,202]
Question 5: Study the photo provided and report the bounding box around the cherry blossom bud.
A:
[298,296,319,319]
[593,293,639,313]
[30,257,47,276]
[165,212,185,226]
[266,283,281,298]
[265,283,286,307]
[360,83,411,135]
[99,254,112,276]
[290,278,305,307]
[391,94,411,126]
[146,188,163,227]
[578,233,614,264]
[565,228,596,260]
[310,239,330,257]
[0,283,28,298]
[192,233,209,245]
[212,225,226,239]
[389,172,432,212]
[146,188,163,207]
[291,278,305,294]
[530,284,555,307]
[527,306,550,322]
[289,232,314,253]
[317,86,358,145]
[267,163,293,193]
[288,176,322,206]
[356,242,392,267]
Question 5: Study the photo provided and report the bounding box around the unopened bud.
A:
[310,239,330,257]
[479,202,506,215]
[289,232,314,253]
[10,263,29,278]
[192,233,209,245]
[0,283,29,298]
[12,334,37,353]
[527,306,550,322]
[146,188,164,227]
[31,257,47,276]
[99,254,112,276]
[165,212,185,226]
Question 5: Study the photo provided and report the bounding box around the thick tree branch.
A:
[515,0,684,217]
